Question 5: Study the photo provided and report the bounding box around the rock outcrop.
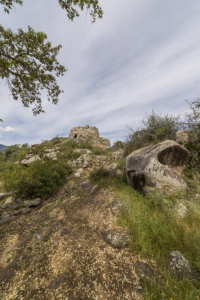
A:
[125,140,191,195]
[176,130,190,144]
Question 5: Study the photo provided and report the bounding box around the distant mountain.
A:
[0,144,7,153]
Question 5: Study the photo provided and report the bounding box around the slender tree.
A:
[0,0,103,122]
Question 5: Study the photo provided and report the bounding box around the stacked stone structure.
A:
[68,125,110,149]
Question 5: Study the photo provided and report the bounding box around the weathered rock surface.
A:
[24,198,41,207]
[168,251,200,281]
[4,196,13,204]
[103,228,130,248]
[0,191,14,199]
[74,149,92,154]
[126,140,190,195]
[80,179,93,190]
[110,199,127,217]
[21,155,41,166]
[176,130,190,144]
[68,125,110,149]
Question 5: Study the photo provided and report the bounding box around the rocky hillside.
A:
[0,126,199,300]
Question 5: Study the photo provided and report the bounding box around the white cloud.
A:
[0,135,3,138]
[0,126,19,132]
[1,0,200,146]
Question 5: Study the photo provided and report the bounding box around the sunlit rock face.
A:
[125,140,191,195]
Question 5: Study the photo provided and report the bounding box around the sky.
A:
[1,0,200,147]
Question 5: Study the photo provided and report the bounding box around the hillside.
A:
[0,144,7,153]
[0,125,199,300]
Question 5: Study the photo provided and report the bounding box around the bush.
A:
[124,110,183,157]
[89,168,111,183]
[144,188,177,214]
[2,159,72,199]
[3,144,28,162]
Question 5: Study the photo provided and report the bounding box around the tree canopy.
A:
[0,0,103,122]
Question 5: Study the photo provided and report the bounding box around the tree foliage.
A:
[0,0,103,121]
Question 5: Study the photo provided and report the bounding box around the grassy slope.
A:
[0,137,199,299]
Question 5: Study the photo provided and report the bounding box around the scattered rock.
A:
[75,172,81,177]
[21,155,41,166]
[45,229,53,236]
[4,196,13,204]
[116,169,123,176]
[77,168,84,173]
[13,210,21,215]
[22,207,32,214]
[0,191,14,199]
[176,130,190,144]
[53,238,59,245]
[50,275,66,290]
[175,202,188,218]
[135,260,158,282]
[0,203,11,209]
[35,230,45,241]
[0,216,18,226]
[13,204,20,210]
[74,149,92,154]
[103,228,130,248]
[110,199,127,217]
[43,220,51,225]
[60,228,68,236]
[80,179,93,190]
[168,251,200,281]
[24,198,41,207]
[90,185,98,194]
[107,163,118,170]
[52,221,59,227]
[1,212,12,219]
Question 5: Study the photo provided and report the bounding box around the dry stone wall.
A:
[68,154,110,169]
[68,125,110,149]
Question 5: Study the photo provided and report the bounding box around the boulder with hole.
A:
[125,140,190,195]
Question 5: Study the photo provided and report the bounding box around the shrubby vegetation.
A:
[2,159,72,199]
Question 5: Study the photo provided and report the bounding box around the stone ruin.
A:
[67,125,110,149]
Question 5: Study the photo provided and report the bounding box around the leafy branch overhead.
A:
[0,0,103,121]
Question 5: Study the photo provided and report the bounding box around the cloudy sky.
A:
[1,0,200,146]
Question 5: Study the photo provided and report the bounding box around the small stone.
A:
[77,168,84,173]
[80,179,93,190]
[60,228,68,236]
[90,185,98,194]
[1,212,11,219]
[4,196,13,204]
[13,204,20,210]
[0,216,18,226]
[50,275,66,290]
[52,221,59,227]
[22,207,32,214]
[45,229,53,236]
[24,198,41,207]
[43,220,51,225]
[35,230,45,241]
[13,210,21,215]
[75,172,81,178]
[53,238,59,245]
[0,203,11,209]
[103,228,130,248]
[116,169,123,176]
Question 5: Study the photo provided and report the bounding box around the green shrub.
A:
[3,144,28,162]
[124,110,183,157]
[89,168,111,183]
[2,159,72,199]
[144,188,177,214]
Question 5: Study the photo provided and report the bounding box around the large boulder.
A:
[125,140,190,195]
